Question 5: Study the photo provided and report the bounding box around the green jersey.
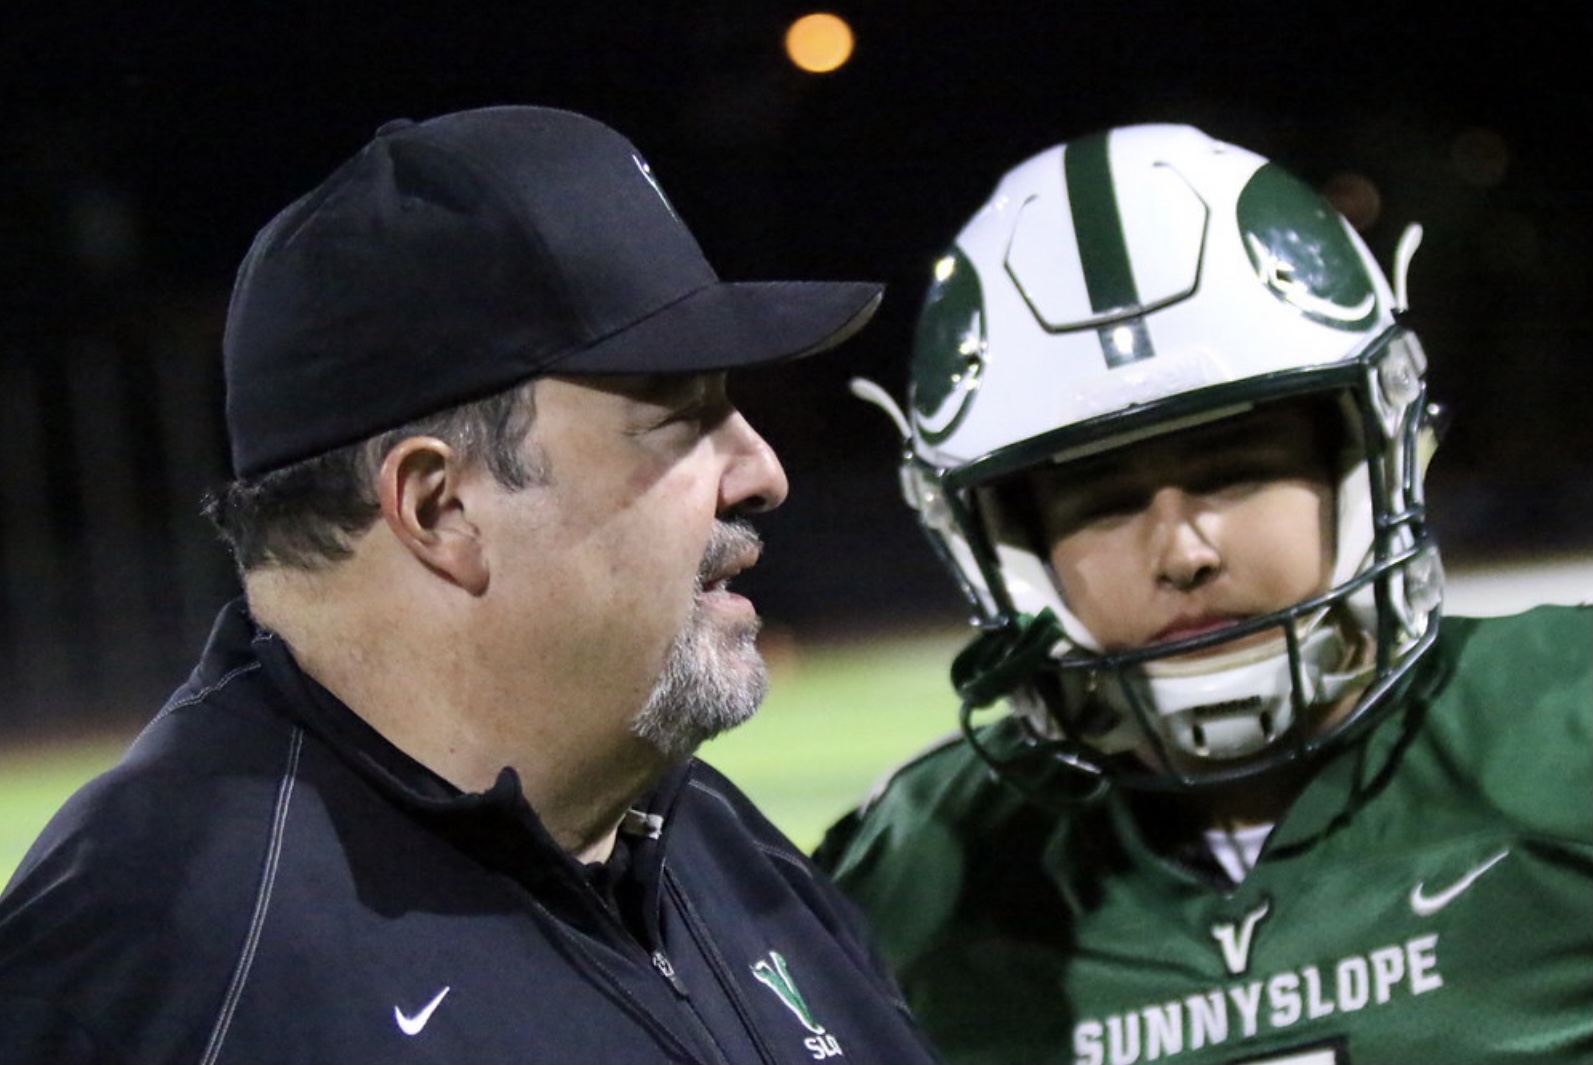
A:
[819,607,1593,1064]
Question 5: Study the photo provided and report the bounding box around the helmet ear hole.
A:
[979,479,1047,563]
[1305,393,1357,483]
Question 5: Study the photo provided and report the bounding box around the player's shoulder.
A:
[1419,605,1592,836]
[1446,599,1590,637]
[853,727,1010,823]
[814,726,1032,874]
[1436,603,1591,697]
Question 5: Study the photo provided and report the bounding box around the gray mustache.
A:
[699,520,762,585]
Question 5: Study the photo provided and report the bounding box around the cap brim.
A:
[544,280,883,375]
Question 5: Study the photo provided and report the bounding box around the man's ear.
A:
[377,437,489,595]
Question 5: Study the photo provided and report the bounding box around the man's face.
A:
[477,373,787,762]
[1031,401,1338,659]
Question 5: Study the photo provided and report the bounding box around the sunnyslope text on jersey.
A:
[1072,932,1441,1065]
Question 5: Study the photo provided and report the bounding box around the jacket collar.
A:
[209,598,691,900]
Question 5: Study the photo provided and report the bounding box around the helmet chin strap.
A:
[1089,608,1369,762]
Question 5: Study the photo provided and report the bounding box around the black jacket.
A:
[0,600,938,1064]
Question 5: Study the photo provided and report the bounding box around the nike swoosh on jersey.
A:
[395,985,451,1036]
[1409,849,1509,916]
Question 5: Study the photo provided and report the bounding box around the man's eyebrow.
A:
[619,373,708,406]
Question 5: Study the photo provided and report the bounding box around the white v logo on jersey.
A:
[395,986,451,1036]
[1210,900,1271,976]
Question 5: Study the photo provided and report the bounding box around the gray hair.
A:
[205,380,543,572]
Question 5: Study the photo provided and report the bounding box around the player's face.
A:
[1033,402,1337,659]
[481,373,787,761]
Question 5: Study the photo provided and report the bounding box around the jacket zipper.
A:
[663,871,781,1064]
[651,949,688,996]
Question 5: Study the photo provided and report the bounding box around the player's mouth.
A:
[1150,612,1246,650]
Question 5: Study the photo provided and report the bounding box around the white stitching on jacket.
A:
[199,726,304,1065]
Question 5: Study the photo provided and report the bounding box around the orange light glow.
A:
[785,13,854,74]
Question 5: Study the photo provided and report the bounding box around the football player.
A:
[819,124,1592,1065]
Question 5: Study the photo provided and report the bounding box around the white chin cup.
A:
[1104,619,1351,761]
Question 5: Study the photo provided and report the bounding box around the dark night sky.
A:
[4,1,1590,633]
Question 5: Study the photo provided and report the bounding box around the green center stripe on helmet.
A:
[1065,133,1154,368]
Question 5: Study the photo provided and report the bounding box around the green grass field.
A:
[8,556,1586,885]
[0,626,968,885]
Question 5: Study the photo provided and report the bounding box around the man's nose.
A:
[1147,487,1223,591]
[716,411,789,516]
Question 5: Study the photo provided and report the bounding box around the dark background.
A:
[3,1,1590,734]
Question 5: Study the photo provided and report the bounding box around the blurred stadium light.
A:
[785,13,855,74]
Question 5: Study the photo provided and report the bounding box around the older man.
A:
[0,106,938,1065]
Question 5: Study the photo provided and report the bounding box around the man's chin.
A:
[629,623,767,762]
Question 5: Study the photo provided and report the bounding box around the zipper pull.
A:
[651,950,688,996]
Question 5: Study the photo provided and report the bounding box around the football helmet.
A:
[857,124,1443,796]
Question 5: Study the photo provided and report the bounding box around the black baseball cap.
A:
[222,105,883,478]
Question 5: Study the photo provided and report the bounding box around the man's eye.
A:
[655,395,733,436]
[1078,490,1144,521]
[666,401,709,425]
[1189,453,1309,495]
[1051,486,1147,531]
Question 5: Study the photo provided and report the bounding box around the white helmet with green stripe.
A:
[862,123,1444,795]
